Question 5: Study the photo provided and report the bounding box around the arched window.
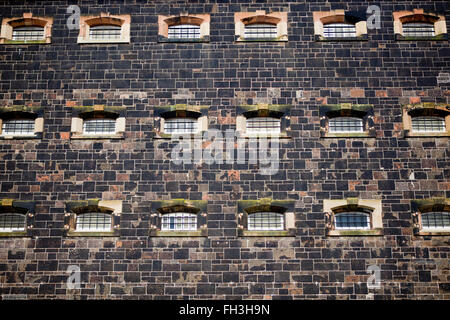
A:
[421,211,450,230]
[0,13,53,44]
[12,26,44,41]
[65,200,122,236]
[83,118,116,135]
[248,211,284,231]
[235,11,288,42]
[323,23,356,38]
[168,24,201,39]
[411,116,445,133]
[161,212,197,231]
[334,211,370,230]
[244,23,277,39]
[2,119,35,135]
[164,117,198,134]
[246,117,281,134]
[329,117,364,133]
[0,200,35,237]
[158,14,210,42]
[76,212,112,232]
[0,213,26,232]
[394,10,447,41]
[89,24,121,40]
[77,13,130,44]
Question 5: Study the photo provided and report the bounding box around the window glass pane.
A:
[12,26,45,41]
[83,119,116,134]
[0,214,26,232]
[421,212,450,230]
[246,117,281,133]
[89,25,121,40]
[411,116,445,133]
[168,24,201,39]
[244,23,277,39]
[76,213,112,232]
[161,212,197,231]
[334,212,370,230]
[323,23,356,38]
[248,212,284,231]
[2,119,35,135]
[403,23,435,37]
[164,118,198,134]
[329,117,363,133]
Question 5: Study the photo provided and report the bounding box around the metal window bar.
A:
[421,212,450,229]
[161,212,197,231]
[76,213,112,232]
[329,117,364,133]
[246,117,281,133]
[248,212,284,231]
[244,23,278,39]
[411,116,445,133]
[83,119,116,135]
[89,25,122,40]
[402,23,435,37]
[0,213,26,232]
[12,26,45,41]
[168,24,201,39]
[164,118,198,134]
[323,23,356,38]
[334,212,370,230]
[2,119,35,135]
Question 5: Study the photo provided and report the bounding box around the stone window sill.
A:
[322,132,375,138]
[77,39,130,44]
[0,39,50,45]
[71,133,125,140]
[404,132,450,138]
[236,37,288,42]
[155,230,206,237]
[327,228,383,237]
[242,230,294,237]
[241,132,291,139]
[0,231,28,237]
[0,134,40,140]
[315,35,368,42]
[158,36,210,43]
[67,231,117,237]
[416,230,450,236]
[395,34,448,41]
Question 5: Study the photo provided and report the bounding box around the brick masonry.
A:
[0,0,449,299]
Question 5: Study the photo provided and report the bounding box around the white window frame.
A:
[420,211,450,231]
[161,212,197,231]
[323,23,356,38]
[1,119,36,136]
[75,212,113,232]
[82,118,117,135]
[334,211,371,230]
[247,211,285,231]
[411,116,446,133]
[0,213,26,232]
[328,117,364,133]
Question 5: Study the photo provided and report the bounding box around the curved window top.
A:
[244,23,277,39]
[0,213,26,232]
[0,13,53,44]
[248,212,284,231]
[323,23,356,38]
[334,212,370,230]
[421,211,450,230]
[168,24,201,39]
[411,116,445,133]
[329,117,363,133]
[89,25,121,40]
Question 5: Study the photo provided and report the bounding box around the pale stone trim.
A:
[324,199,383,230]
[99,200,122,216]
[235,11,288,41]
[393,9,447,37]
[313,10,367,38]
[77,13,131,44]
[158,14,210,39]
[0,13,53,44]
